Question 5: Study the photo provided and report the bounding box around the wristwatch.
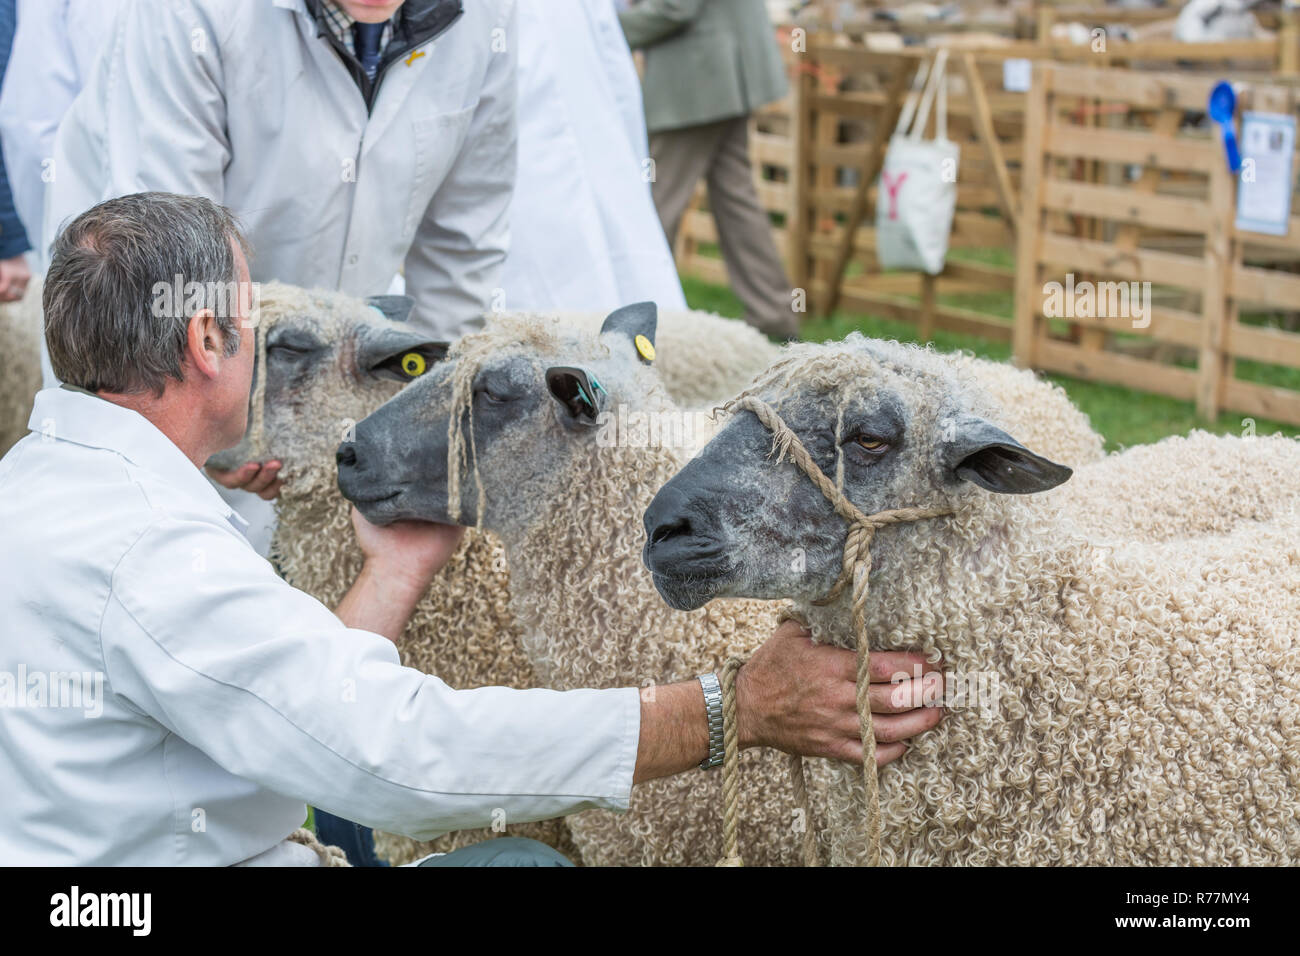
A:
[698,672,725,770]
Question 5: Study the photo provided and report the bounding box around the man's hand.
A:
[207,460,284,501]
[350,506,466,588]
[0,254,31,303]
[736,619,944,767]
[334,507,467,642]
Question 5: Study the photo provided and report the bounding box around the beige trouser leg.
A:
[650,117,797,338]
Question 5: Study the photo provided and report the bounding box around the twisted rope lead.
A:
[288,827,351,867]
[716,657,744,867]
[715,395,950,867]
[247,312,270,462]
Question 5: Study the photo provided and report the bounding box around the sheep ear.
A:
[600,301,657,363]
[545,366,607,427]
[366,295,416,324]
[946,417,1072,495]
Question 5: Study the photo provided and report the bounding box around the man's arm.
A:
[403,2,516,339]
[103,515,644,840]
[341,510,945,785]
[618,0,706,50]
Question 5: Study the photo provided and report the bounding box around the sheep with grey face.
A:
[644,334,1300,865]
[210,283,581,863]
[339,304,812,866]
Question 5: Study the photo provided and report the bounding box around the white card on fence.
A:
[1002,59,1031,93]
[1236,111,1296,237]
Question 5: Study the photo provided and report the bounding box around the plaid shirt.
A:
[318,0,395,59]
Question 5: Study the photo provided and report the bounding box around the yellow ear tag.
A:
[402,352,427,377]
[634,334,656,363]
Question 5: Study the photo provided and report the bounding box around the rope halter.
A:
[714,394,951,867]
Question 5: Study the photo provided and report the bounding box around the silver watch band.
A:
[698,672,725,770]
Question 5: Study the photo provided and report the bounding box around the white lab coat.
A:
[0,0,124,264]
[0,387,639,865]
[501,0,685,312]
[44,0,517,341]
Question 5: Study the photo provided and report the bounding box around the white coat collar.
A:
[27,387,249,528]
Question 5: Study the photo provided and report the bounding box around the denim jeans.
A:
[312,809,574,867]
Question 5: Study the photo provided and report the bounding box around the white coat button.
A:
[347,254,359,266]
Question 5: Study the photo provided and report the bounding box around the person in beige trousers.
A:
[620,0,798,339]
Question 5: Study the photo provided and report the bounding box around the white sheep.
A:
[334,305,1237,865]
[643,334,1300,865]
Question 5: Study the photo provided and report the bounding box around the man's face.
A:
[338,0,404,24]
[214,240,257,451]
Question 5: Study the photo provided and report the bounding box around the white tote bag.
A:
[875,50,960,275]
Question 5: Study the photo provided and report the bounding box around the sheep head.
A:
[642,335,1073,611]
[337,302,678,539]
[206,283,447,493]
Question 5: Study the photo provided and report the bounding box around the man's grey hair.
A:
[44,192,252,395]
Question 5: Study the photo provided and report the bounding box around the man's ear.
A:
[366,294,416,324]
[600,301,657,363]
[186,308,226,380]
[945,416,1072,494]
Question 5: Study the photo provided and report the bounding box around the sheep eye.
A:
[399,352,427,378]
[853,436,889,454]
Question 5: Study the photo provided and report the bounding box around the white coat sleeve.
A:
[44,0,229,245]
[100,514,640,840]
[0,0,81,244]
[403,2,517,339]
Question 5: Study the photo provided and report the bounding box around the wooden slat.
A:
[1035,339,1199,400]
[1031,304,1203,350]
[1227,323,1300,367]
[1222,378,1300,424]
[834,288,1014,341]
[1229,263,1300,309]
[1043,125,1219,173]
[1038,235,1207,291]
[1040,180,1212,234]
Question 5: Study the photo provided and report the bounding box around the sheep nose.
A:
[650,514,692,546]
[643,485,695,546]
[336,443,358,468]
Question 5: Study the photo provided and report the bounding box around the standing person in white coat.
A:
[501,0,685,312]
[42,0,515,555]
[0,0,124,270]
[46,0,515,346]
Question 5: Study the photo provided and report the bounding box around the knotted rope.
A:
[714,395,951,867]
[247,314,270,462]
[716,657,744,867]
[288,827,352,867]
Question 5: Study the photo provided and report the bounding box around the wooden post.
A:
[819,56,917,317]
[1280,9,1299,76]
[789,63,813,303]
[961,52,1019,237]
[1198,146,1234,422]
[1012,63,1051,369]
[919,272,937,342]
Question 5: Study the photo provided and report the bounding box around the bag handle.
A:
[893,56,931,139]
[907,48,949,141]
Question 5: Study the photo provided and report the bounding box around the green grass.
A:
[681,274,1300,450]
